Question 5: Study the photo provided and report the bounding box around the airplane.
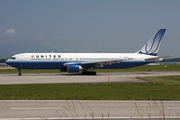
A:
[6,29,171,76]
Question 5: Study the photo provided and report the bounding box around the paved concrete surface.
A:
[0,72,180,84]
[1,72,180,119]
[0,100,180,120]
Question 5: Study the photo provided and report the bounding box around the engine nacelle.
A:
[67,64,83,73]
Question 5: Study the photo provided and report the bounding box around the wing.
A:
[64,58,132,68]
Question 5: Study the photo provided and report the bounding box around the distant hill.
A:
[0,44,68,59]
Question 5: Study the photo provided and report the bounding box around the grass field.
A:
[0,64,180,74]
[0,75,180,100]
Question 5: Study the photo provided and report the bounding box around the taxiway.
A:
[0,72,180,84]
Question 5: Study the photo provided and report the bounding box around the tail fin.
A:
[137,29,166,56]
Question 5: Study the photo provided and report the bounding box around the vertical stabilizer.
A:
[137,29,166,56]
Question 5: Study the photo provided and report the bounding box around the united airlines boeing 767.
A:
[6,29,170,76]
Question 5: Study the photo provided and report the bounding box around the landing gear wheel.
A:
[18,73,22,76]
[17,69,22,76]
[92,72,96,75]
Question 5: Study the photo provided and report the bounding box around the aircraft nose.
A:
[6,59,10,65]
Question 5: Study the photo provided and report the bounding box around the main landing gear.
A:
[82,71,96,75]
[18,69,22,76]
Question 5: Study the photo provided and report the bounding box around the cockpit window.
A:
[10,57,16,60]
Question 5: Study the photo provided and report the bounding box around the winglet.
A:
[137,29,166,56]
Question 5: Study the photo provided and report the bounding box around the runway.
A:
[0,71,180,85]
[0,100,180,120]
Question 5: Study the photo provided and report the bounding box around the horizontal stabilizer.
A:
[145,56,173,61]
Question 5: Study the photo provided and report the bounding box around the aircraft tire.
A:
[92,72,96,75]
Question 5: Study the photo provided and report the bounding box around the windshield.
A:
[10,57,16,60]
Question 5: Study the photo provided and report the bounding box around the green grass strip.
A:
[141,75,180,85]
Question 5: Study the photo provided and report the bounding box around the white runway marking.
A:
[10,107,62,110]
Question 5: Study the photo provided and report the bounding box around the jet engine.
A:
[67,64,83,73]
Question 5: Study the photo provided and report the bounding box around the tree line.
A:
[0,58,8,63]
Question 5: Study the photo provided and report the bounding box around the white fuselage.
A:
[6,52,158,71]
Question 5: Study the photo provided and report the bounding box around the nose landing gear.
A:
[18,69,22,76]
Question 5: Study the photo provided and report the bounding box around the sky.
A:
[0,0,180,58]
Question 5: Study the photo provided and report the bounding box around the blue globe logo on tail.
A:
[138,29,166,56]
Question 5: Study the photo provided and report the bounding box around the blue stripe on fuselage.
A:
[6,60,151,70]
